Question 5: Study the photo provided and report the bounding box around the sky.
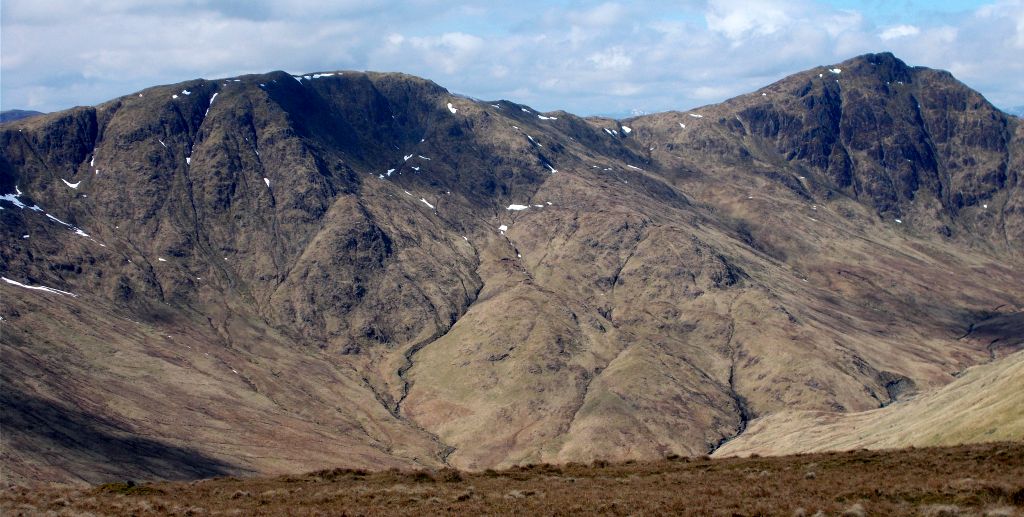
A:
[2,0,1022,117]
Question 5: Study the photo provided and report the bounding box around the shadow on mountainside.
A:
[1,386,240,484]
[954,308,1024,360]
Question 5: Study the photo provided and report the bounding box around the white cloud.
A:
[705,0,794,40]
[880,24,921,40]
[566,2,629,27]
[490,64,510,79]
[587,47,633,71]
[608,82,643,96]
[693,85,738,100]
[406,32,484,74]
[976,0,1024,48]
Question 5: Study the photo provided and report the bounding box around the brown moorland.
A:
[2,442,1022,516]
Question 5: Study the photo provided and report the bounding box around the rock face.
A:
[1,53,1022,483]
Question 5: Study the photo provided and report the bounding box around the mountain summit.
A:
[1,53,1022,484]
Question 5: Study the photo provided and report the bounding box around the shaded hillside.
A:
[1,53,1022,483]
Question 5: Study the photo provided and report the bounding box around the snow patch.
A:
[158,257,167,262]
[689,113,703,118]
[679,123,686,128]
[0,192,26,209]
[420,198,435,209]
[209,92,218,105]
[61,179,81,189]
[2,277,77,297]
[182,89,192,95]
[545,164,557,174]
[895,219,903,224]
[46,214,71,226]
[186,157,191,165]
[507,204,529,211]
[447,102,458,114]
[622,125,632,134]
[829,68,842,74]
[404,154,413,161]
[264,177,271,187]
[538,115,557,120]
[498,224,508,232]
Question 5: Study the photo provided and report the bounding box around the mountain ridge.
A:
[1,52,1021,484]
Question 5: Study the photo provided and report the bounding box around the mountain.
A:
[0,110,45,124]
[1,52,1022,484]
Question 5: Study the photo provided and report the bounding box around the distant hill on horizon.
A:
[0,109,45,124]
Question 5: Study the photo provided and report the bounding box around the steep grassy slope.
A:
[716,350,1024,457]
[1,53,1022,483]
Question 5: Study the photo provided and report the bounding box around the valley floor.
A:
[3,442,1022,516]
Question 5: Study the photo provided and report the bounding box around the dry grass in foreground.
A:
[3,442,1022,516]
